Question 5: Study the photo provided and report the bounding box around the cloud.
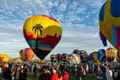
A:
[0,0,102,26]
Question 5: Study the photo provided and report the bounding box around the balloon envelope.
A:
[24,48,34,61]
[19,48,34,61]
[72,49,87,63]
[90,52,100,64]
[23,15,62,60]
[67,54,80,64]
[0,53,10,63]
[99,0,120,49]
[105,48,117,62]
[98,49,106,63]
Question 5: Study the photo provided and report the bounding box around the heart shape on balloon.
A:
[23,15,62,60]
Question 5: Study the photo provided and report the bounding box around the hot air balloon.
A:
[105,48,117,62]
[72,49,87,63]
[19,48,34,61]
[23,15,62,60]
[67,54,80,64]
[98,49,106,63]
[90,51,100,65]
[99,0,120,49]
[0,53,10,63]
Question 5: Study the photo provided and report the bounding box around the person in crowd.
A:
[2,63,12,80]
[51,68,58,80]
[39,66,51,80]
[32,63,37,77]
[112,62,120,80]
[80,64,88,80]
[76,64,83,80]
[59,64,65,75]
[70,64,77,80]
[19,64,28,80]
[58,71,63,80]
[12,64,20,80]
[63,68,70,80]
[106,64,113,80]
[99,64,107,80]
[96,64,104,80]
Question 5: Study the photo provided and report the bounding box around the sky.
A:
[0,0,111,58]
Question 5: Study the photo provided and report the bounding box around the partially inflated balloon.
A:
[98,49,106,63]
[90,52,100,65]
[0,53,10,63]
[105,48,117,62]
[99,0,120,49]
[24,48,34,61]
[67,54,80,64]
[72,49,88,63]
[23,15,62,60]
[20,48,34,61]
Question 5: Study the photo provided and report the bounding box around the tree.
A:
[32,24,44,54]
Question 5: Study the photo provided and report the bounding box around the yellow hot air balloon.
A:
[105,48,117,62]
[67,54,80,64]
[90,51,100,65]
[0,53,10,63]
[23,15,62,60]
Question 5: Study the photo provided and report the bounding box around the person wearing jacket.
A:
[51,68,58,80]
[63,69,70,80]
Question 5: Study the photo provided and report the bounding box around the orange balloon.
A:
[22,48,34,61]
[25,48,34,61]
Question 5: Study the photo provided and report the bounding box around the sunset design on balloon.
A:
[23,15,62,60]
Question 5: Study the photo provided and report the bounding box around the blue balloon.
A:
[98,49,106,63]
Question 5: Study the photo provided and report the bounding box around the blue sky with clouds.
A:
[0,0,111,57]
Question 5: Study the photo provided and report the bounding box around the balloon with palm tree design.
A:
[23,15,62,60]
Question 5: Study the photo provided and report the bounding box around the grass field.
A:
[82,73,97,80]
